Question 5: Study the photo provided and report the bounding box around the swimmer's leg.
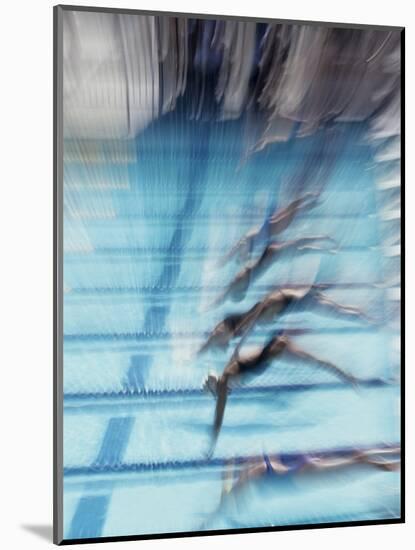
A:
[360,457,401,471]
[313,292,375,324]
[312,292,376,324]
[306,455,360,471]
[353,447,401,471]
[284,339,359,388]
[293,235,338,254]
[357,445,401,457]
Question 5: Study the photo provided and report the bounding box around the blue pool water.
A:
[63,116,400,539]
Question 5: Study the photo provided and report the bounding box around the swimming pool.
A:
[60,10,402,541]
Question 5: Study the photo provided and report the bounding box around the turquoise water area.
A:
[63,116,400,539]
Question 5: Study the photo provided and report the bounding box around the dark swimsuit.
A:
[224,313,245,332]
[263,454,309,476]
[281,454,309,474]
[264,453,274,475]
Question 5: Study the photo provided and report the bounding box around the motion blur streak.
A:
[61,9,402,541]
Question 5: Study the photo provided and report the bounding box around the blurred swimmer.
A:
[199,285,372,355]
[225,192,320,264]
[219,192,320,266]
[213,236,337,306]
[218,447,400,504]
[199,446,400,529]
[204,331,358,457]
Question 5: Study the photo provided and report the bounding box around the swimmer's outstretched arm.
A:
[207,374,230,458]
[283,339,359,387]
[199,457,264,530]
[197,320,231,355]
[198,334,218,356]
[203,373,219,396]
[221,459,267,500]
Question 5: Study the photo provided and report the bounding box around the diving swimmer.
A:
[220,192,320,266]
[204,331,358,457]
[199,284,373,355]
[213,236,337,306]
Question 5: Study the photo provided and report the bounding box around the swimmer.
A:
[199,284,373,355]
[221,447,401,501]
[204,331,358,457]
[219,192,320,266]
[200,446,400,529]
[213,236,337,306]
